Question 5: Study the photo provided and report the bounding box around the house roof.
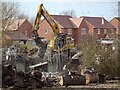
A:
[69,18,83,28]
[51,15,76,29]
[112,17,120,21]
[6,30,30,40]
[82,16,115,29]
[8,19,26,30]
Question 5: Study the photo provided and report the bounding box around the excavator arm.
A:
[33,4,59,36]
[32,4,74,59]
[32,4,62,59]
[32,4,65,52]
[32,4,43,47]
[33,4,61,47]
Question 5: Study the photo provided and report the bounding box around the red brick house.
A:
[70,16,116,42]
[38,15,77,40]
[8,19,32,39]
[110,17,120,36]
[38,15,116,43]
[70,17,89,42]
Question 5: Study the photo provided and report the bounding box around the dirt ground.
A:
[1,80,120,90]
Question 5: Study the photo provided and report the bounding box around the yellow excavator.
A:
[32,4,97,85]
[32,4,74,59]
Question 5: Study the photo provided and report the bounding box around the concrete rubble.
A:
[2,63,62,89]
[1,47,120,89]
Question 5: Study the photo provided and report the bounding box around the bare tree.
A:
[0,2,20,47]
[77,35,119,78]
[18,12,29,19]
[0,2,19,32]
[60,10,76,17]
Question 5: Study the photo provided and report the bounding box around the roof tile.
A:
[82,16,115,28]
[8,19,26,30]
[6,30,30,40]
[51,15,76,28]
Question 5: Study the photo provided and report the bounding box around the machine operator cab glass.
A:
[54,33,67,49]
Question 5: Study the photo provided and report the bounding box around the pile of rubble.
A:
[2,63,61,89]
[2,48,120,89]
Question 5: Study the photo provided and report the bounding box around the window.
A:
[81,28,86,35]
[111,29,114,33]
[97,29,100,34]
[68,29,72,35]
[25,31,27,35]
[45,29,48,34]
[104,29,107,34]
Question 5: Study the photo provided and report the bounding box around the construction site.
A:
[1,2,120,90]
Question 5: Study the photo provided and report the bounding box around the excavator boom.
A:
[33,4,59,35]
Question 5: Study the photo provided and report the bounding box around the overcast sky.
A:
[4,0,120,20]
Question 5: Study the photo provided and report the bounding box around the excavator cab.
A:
[54,33,67,49]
